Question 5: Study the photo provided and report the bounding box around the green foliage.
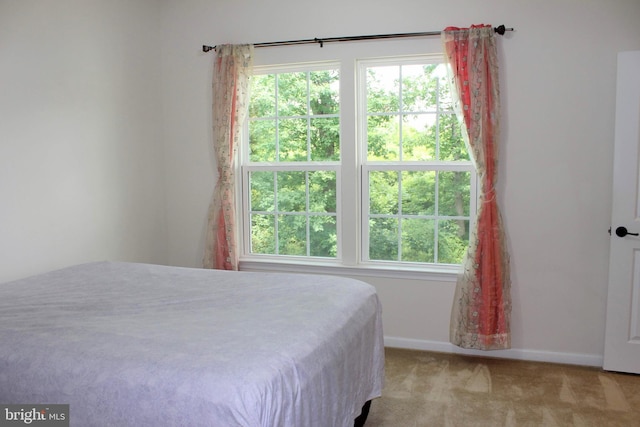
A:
[370,171,399,215]
[437,219,469,263]
[248,62,472,264]
[249,70,339,162]
[369,218,399,261]
[401,218,435,263]
[251,214,275,254]
[401,171,435,216]
[310,216,337,257]
[249,170,337,257]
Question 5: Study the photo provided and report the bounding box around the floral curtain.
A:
[442,25,511,350]
[204,44,253,270]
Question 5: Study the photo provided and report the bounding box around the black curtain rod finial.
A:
[494,25,510,35]
[203,45,215,52]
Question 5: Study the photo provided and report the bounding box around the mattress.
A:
[0,262,384,426]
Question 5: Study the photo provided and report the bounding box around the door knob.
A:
[615,226,639,237]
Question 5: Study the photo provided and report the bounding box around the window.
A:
[241,54,476,274]
[245,64,340,258]
[361,59,475,265]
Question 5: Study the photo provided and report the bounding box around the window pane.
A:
[370,171,398,215]
[369,217,398,261]
[366,66,399,113]
[401,113,435,161]
[249,171,275,212]
[277,171,306,212]
[438,171,471,216]
[368,115,399,160]
[310,117,339,161]
[310,215,337,257]
[401,218,435,263]
[278,214,307,256]
[401,171,435,215]
[250,214,275,254]
[438,219,469,264]
[278,118,307,161]
[309,70,339,115]
[401,64,433,112]
[309,171,336,213]
[249,120,276,162]
[438,112,468,161]
[278,72,307,117]
[434,63,454,111]
[250,74,276,118]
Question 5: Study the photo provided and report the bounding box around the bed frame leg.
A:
[354,400,372,427]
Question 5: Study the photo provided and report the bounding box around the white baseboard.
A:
[384,336,604,368]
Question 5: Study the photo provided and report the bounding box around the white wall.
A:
[160,0,640,364]
[0,0,168,282]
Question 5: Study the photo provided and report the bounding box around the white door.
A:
[604,50,640,374]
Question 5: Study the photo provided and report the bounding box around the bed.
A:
[0,261,384,426]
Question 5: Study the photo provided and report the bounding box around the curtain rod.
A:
[202,25,513,52]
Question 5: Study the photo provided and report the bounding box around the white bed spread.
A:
[0,262,384,426]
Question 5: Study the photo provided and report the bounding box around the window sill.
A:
[238,258,459,282]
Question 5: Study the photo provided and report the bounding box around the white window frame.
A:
[357,56,477,271]
[237,45,477,281]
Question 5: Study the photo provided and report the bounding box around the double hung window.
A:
[240,53,476,274]
[245,64,340,258]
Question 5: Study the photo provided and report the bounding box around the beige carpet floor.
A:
[365,347,640,427]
